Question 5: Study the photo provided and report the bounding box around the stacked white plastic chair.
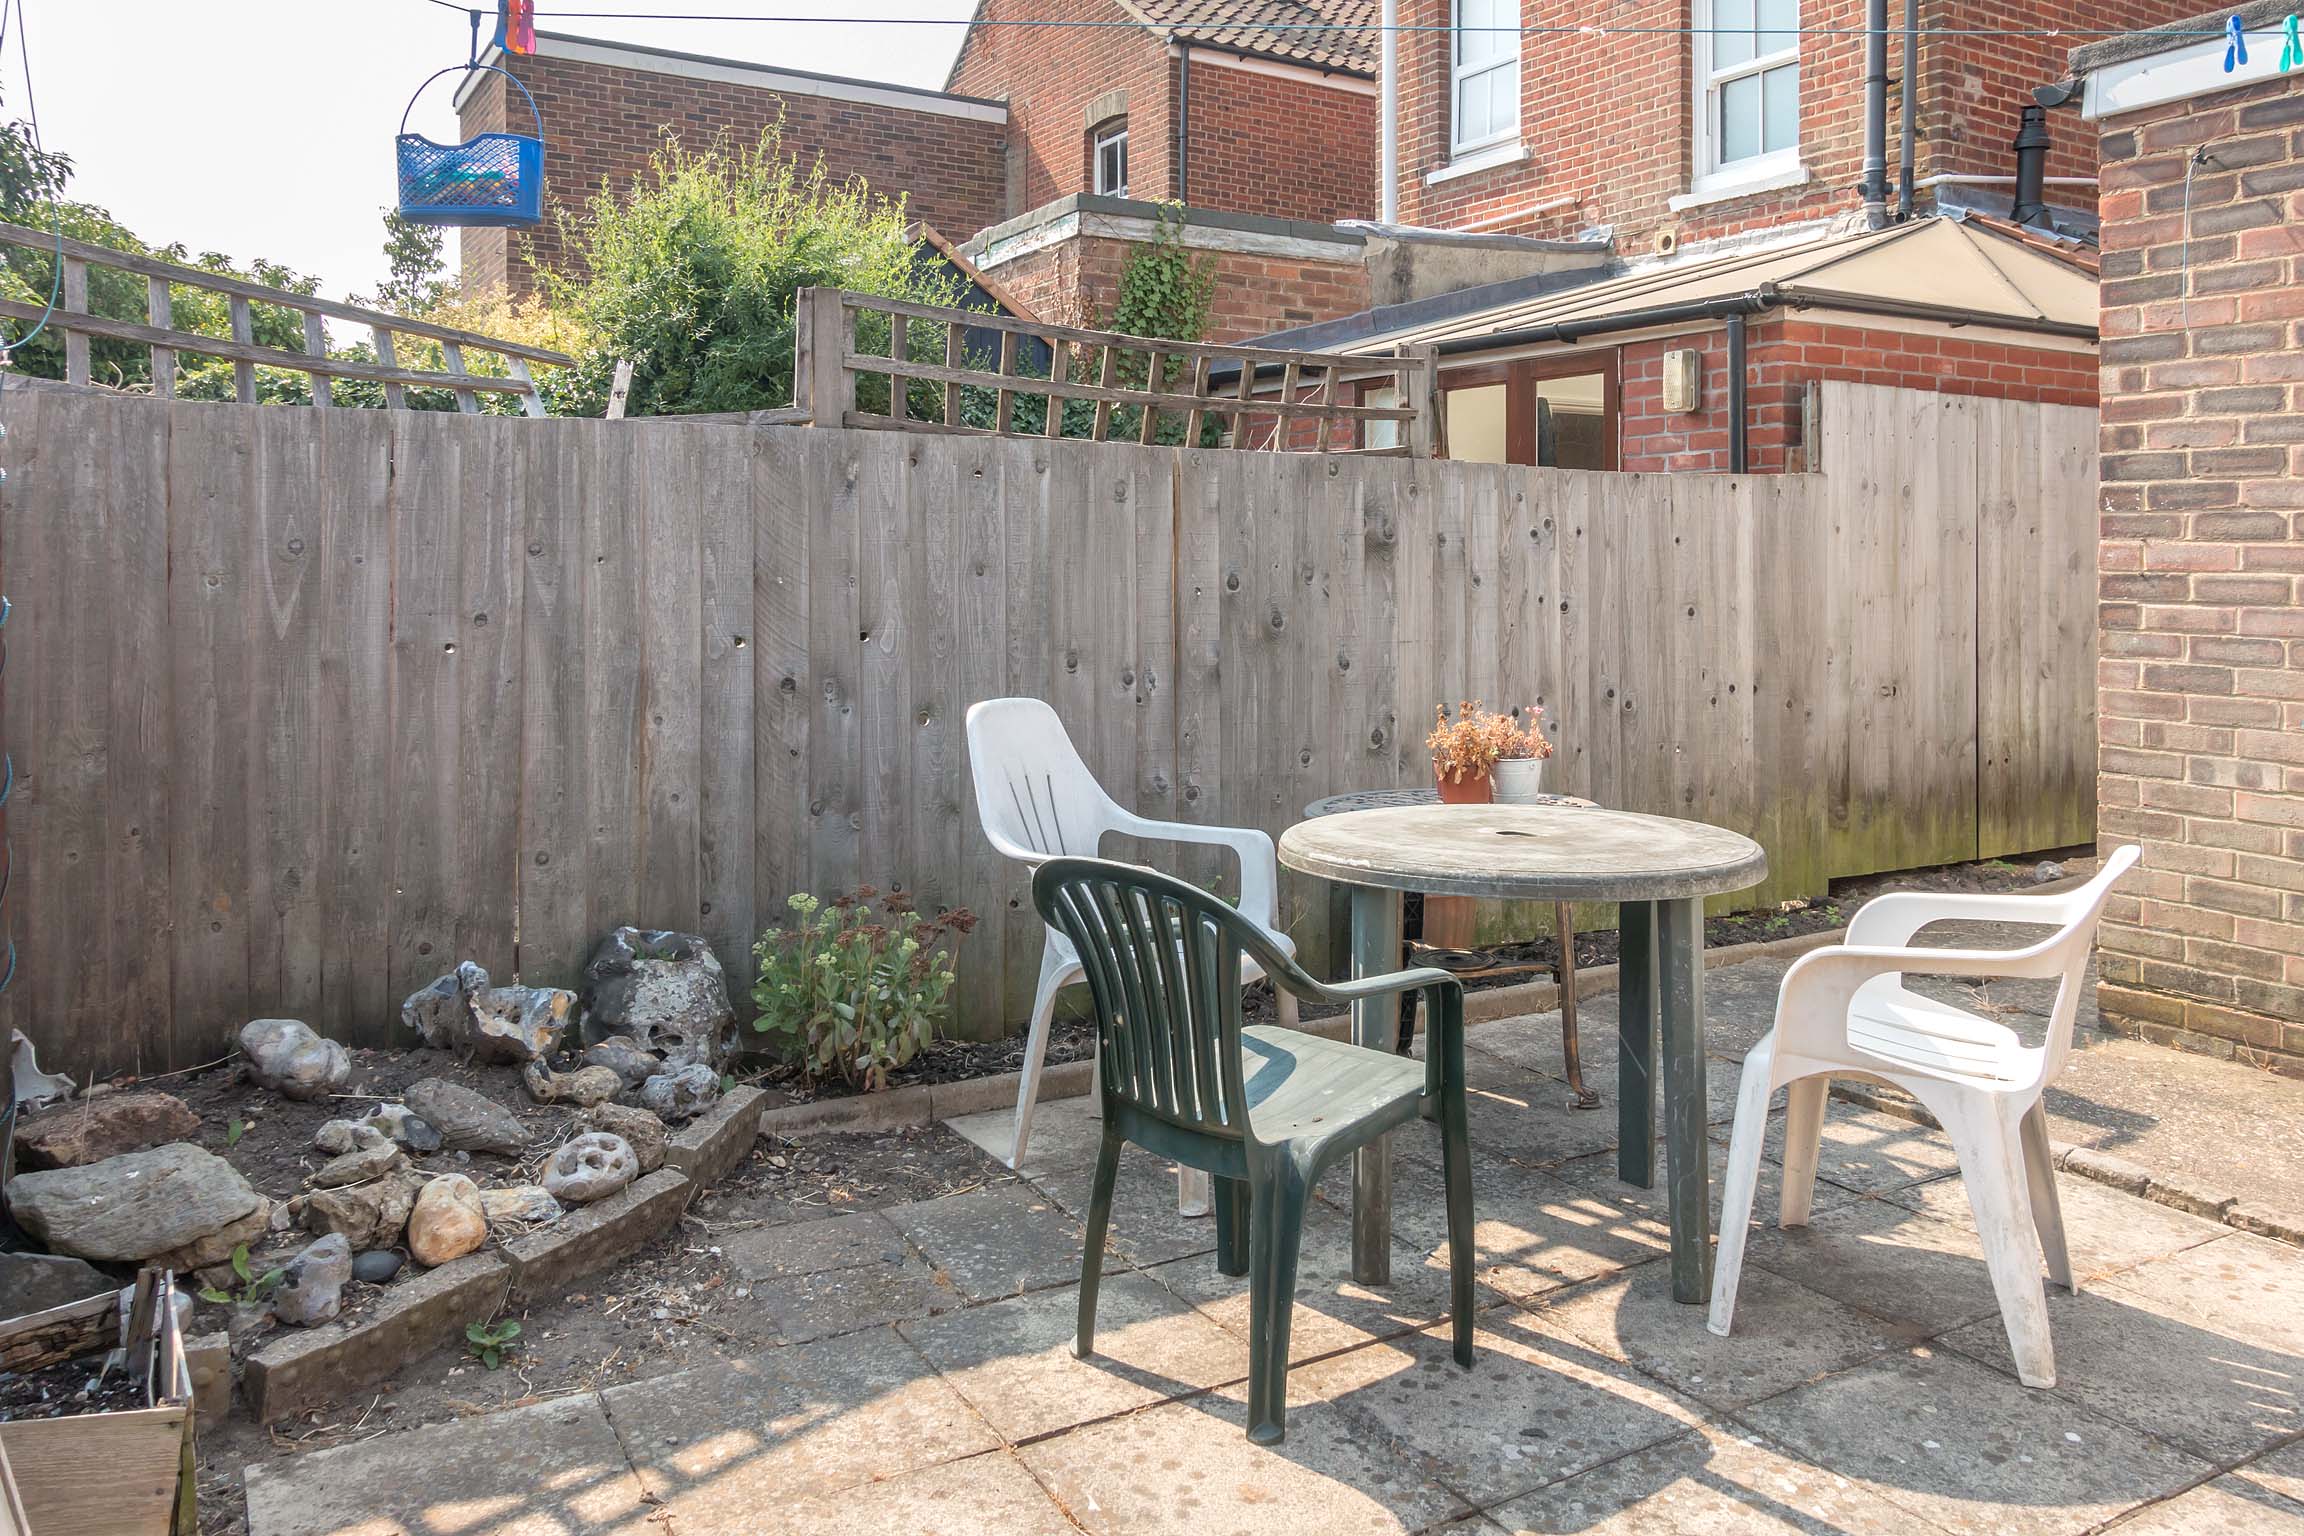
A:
[1709,847,2140,1388]
[965,698,1297,1212]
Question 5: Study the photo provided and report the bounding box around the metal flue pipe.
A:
[1861,0,1890,225]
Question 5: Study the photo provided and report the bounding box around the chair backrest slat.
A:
[967,698,1122,865]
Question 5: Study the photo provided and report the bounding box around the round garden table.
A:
[1278,803,1767,1304]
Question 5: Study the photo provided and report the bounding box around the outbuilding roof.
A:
[1119,0,1377,75]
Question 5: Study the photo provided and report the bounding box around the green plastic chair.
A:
[1033,855,1477,1445]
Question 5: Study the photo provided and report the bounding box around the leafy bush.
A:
[751,888,974,1092]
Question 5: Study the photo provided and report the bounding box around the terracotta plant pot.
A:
[1432,762,1494,805]
[1492,756,1547,803]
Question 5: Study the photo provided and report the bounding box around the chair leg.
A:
[1276,987,1300,1030]
[1709,1049,1778,1338]
[1178,1166,1214,1217]
[2019,1100,2074,1293]
[1214,1176,1250,1277]
[1778,1075,1829,1229]
[1438,1094,1477,1368]
[1010,973,1065,1170]
[1075,1127,1123,1359]
[1244,1165,1308,1445]
[1943,1103,2056,1389]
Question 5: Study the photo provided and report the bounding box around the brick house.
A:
[2071,3,2304,1072]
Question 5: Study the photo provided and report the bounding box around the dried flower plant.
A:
[1427,701,1554,782]
[1498,704,1555,761]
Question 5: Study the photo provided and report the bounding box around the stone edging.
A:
[244,1086,769,1423]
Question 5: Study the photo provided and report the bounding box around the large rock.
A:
[478,1185,561,1224]
[271,1234,352,1327]
[581,1035,660,1090]
[580,1103,667,1174]
[408,1175,488,1267]
[401,1078,527,1155]
[465,985,575,1065]
[520,1062,620,1109]
[241,1019,351,1102]
[637,1063,721,1123]
[0,1251,111,1319]
[155,1203,276,1272]
[582,928,735,1070]
[302,1169,425,1251]
[310,1141,407,1189]
[541,1133,638,1205]
[9,1143,265,1264]
[16,1091,201,1171]
[403,961,490,1050]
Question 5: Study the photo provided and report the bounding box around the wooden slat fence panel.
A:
[0,384,2097,1070]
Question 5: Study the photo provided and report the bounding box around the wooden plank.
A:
[1092,344,1118,442]
[385,412,463,1005]
[993,331,1018,436]
[995,435,1053,1026]
[1139,350,1167,445]
[1170,446,1227,897]
[145,278,175,400]
[753,428,812,931]
[59,258,87,386]
[0,1404,189,1536]
[227,296,256,405]
[508,356,545,418]
[809,429,866,901]
[942,320,964,428]
[452,418,524,972]
[902,434,971,1028]
[605,359,634,421]
[517,419,592,989]
[1043,337,1068,440]
[634,423,702,928]
[440,341,481,416]
[372,329,407,411]
[303,313,331,408]
[949,433,1010,1037]
[582,412,643,943]
[857,425,913,898]
[696,423,757,973]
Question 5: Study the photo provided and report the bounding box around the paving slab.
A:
[2085,1475,2304,1535]
[1377,1140,1668,1303]
[2239,1437,2304,1504]
[884,1182,1092,1301]
[1884,1169,2233,1282]
[244,1394,658,1536]
[1020,1390,1470,1536]
[1293,1310,1707,1509]
[600,1327,999,1514]
[746,1248,961,1343]
[1530,1261,1913,1411]
[748,1450,1080,1536]
[1940,1234,2304,1464]
[946,1095,1105,1181]
[1029,1143,1218,1267]
[721,1208,912,1280]
[1714,1099,1964,1198]
[1545,1140,1864,1237]
[1736,1346,2209,1536]
[1481,1421,1946,1535]
[1740,1197,2005,1335]
[900,1269,1245,1441]
[1459,1074,1625,1166]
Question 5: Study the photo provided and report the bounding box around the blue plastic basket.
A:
[394,64,544,228]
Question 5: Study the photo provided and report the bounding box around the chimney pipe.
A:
[1860,0,1890,225]
[2011,104,2052,227]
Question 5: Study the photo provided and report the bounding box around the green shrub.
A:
[751,888,975,1092]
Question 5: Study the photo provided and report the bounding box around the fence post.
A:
[146,276,175,400]
[792,287,851,427]
[60,258,88,385]
[304,314,332,408]
[1403,343,1443,459]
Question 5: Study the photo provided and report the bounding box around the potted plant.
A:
[1492,705,1556,804]
[1427,702,1513,805]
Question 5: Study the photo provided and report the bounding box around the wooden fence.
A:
[0,381,2095,1074]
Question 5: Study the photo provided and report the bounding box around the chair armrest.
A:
[1773,938,2070,1063]
[1107,811,1280,929]
[1843,889,2075,948]
[1266,963,1465,1099]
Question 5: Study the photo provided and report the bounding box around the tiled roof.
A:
[1121,0,1379,76]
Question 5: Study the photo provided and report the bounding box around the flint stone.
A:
[360,1103,443,1153]
[465,984,576,1066]
[582,1034,662,1090]
[408,1174,489,1267]
[351,1250,404,1285]
[638,1063,722,1122]
[541,1132,638,1204]
[403,961,489,1050]
[16,1091,200,1170]
[583,928,735,1070]
[478,1185,562,1224]
[520,1061,620,1108]
[302,1169,425,1251]
[8,1142,264,1264]
[0,1251,111,1319]
[402,1078,527,1155]
[311,1141,408,1189]
[314,1119,392,1157]
[241,1019,351,1102]
[272,1233,353,1326]
[581,1102,667,1174]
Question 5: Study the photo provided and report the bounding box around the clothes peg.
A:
[2280,14,2301,71]
[2224,13,2248,71]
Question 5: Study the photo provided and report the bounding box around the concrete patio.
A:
[241,946,2304,1535]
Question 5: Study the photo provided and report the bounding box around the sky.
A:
[23,0,975,302]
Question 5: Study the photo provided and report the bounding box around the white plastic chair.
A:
[966,698,1298,1207]
[1709,846,2140,1388]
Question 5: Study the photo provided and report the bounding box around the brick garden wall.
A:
[977,231,1371,341]
[459,47,1009,298]
[2089,66,2304,1069]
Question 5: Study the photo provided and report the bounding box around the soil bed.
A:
[0,1354,154,1421]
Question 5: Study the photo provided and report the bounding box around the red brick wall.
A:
[2089,64,2304,1071]
[948,0,1174,213]
[1611,318,2098,472]
[980,233,1371,341]
[1176,56,1377,223]
[459,49,1009,298]
[1392,0,2200,249]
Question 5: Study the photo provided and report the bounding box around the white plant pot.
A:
[1492,756,1547,803]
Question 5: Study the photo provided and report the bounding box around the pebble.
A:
[272,1233,353,1326]
[350,1250,404,1285]
[407,1174,489,1266]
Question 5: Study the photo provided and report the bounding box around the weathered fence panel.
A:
[0,383,2096,1073]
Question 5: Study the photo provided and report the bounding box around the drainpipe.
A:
[2011,104,2052,228]
[1177,38,1191,204]
[1895,0,1917,220]
[1861,0,1889,226]
[1726,313,1749,473]
[1379,0,1399,221]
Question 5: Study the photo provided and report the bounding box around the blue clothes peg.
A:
[2224,14,2248,71]
[2281,14,2301,71]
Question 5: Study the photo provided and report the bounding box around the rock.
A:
[583,928,735,1070]
[541,1132,638,1205]
[154,1200,276,1273]
[402,1078,527,1155]
[313,1119,391,1157]
[302,1170,425,1251]
[15,1091,201,1171]
[360,1103,443,1153]
[402,961,490,1050]
[478,1184,561,1224]
[582,1034,662,1090]
[637,1063,722,1122]
[271,1234,352,1326]
[8,1143,264,1264]
[240,1019,351,1103]
[466,985,576,1066]
[310,1142,407,1189]
[350,1250,403,1285]
[520,1061,621,1109]
[407,1175,489,1266]
[0,1251,111,1319]
[580,1103,667,1174]
[2034,860,2066,884]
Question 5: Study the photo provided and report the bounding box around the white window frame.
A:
[1690,0,1801,195]
[1450,0,1520,158]
[1092,122,1129,196]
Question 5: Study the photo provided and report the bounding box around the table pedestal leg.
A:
[1616,900,1659,1188]
[1349,885,1401,1286]
[1658,896,1713,1302]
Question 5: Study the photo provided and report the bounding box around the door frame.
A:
[1435,350,1621,469]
